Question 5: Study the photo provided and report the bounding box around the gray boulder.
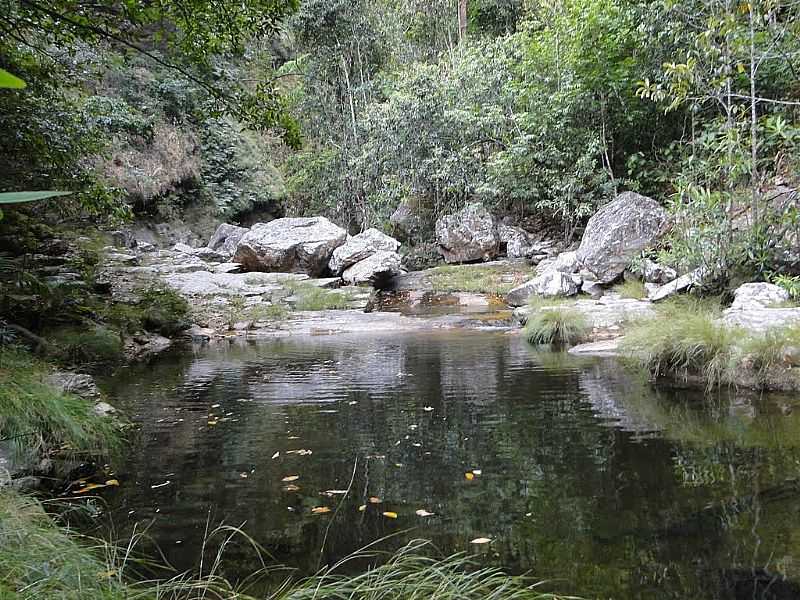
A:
[234,217,347,276]
[329,228,401,275]
[577,192,670,283]
[648,267,706,302]
[47,372,100,400]
[208,223,249,257]
[342,251,403,286]
[435,203,499,263]
[730,282,790,310]
[498,224,533,259]
[643,259,677,285]
[506,270,579,306]
[390,202,423,241]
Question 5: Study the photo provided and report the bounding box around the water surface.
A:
[100,331,800,599]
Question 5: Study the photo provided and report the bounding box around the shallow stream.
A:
[99,330,800,599]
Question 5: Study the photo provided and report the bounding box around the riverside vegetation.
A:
[1,0,800,598]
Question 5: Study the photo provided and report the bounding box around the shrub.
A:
[286,281,354,311]
[138,286,190,336]
[524,305,589,346]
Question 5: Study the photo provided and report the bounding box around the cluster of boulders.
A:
[434,203,554,263]
[189,217,404,287]
[502,192,685,306]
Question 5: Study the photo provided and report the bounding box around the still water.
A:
[100,330,800,599]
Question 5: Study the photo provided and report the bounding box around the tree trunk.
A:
[458,0,468,42]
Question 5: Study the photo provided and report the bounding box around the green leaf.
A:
[0,69,26,89]
[0,191,73,204]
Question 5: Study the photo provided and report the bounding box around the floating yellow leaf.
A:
[239,472,249,479]
[415,509,435,517]
[472,469,482,476]
[311,506,331,514]
[322,489,348,496]
[104,479,120,486]
[382,511,398,519]
[271,451,280,460]
[423,406,434,412]
[283,484,300,492]
[75,483,108,493]
[358,504,366,512]
[470,537,492,544]
[369,496,381,503]
[465,472,475,481]
[282,475,300,482]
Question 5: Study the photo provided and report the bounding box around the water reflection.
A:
[99,331,800,599]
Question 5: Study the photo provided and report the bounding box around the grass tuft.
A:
[285,281,354,311]
[613,279,647,300]
[427,264,536,295]
[524,305,589,346]
[0,347,121,465]
[621,296,738,389]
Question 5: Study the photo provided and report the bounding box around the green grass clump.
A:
[0,347,120,463]
[613,279,647,300]
[48,326,124,365]
[621,296,738,389]
[524,306,589,346]
[0,491,129,600]
[102,286,190,337]
[740,324,800,378]
[285,281,354,311]
[427,264,535,295]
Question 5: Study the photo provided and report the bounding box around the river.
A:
[98,330,800,599]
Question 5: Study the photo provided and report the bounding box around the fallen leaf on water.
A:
[423,406,434,412]
[282,475,300,482]
[472,469,482,476]
[465,472,475,481]
[150,480,171,489]
[287,436,300,440]
[323,489,348,496]
[470,537,492,545]
[283,484,300,492]
[239,472,249,479]
[382,511,398,519]
[369,496,381,503]
[358,504,366,512]
[271,451,280,460]
[105,479,120,486]
[286,449,313,456]
[207,420,218,426]
[415,509,435,517]
[311,506,331,515]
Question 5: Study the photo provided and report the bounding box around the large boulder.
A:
[342,251,403,286]
[506,270,579,306]
[233,217,347,276]
[498,224,533,259]
[329,228,401,275]
[208,223,249,258]
[577,192,670,283]
[435,203,499,263]
[390,202,423,242]
[730,282,790,310]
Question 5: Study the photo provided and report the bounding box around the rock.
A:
[94,402,116,417]
[582,279,604,299]
[643,259,677,284]
[186,325,216,341]
[730,282,790,310]
[213,262,244,274]
[649,268,706,302]
[498,224,534,259]
[783,346,800,367]
[47,372,100,400]
[506,270,579,306]
[435,203,499,263]
[329,228,401,275]
[135,240,157,253]
[106,252,139,265]
[208,223,249,257]
[157,261,210,274]
[192,246,226,262]
[124,334,172,362]
[342,251,403,286]
[390,202,423,241]
[722,307,800,333]
[568,339,621,357]
[577,192,670,283]
[173,242,195,255]
[551,251,579,273]
[234,217,347,276]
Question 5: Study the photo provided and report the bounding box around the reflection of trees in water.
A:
[99,333,800,599]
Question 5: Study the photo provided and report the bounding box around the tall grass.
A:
[0,490,575,600]
[621,296,738,389]
[613,279,647,300]
[285,281,354,311]
[427,264,535,295]
[0,346,121,464]
[739,323,800,380]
